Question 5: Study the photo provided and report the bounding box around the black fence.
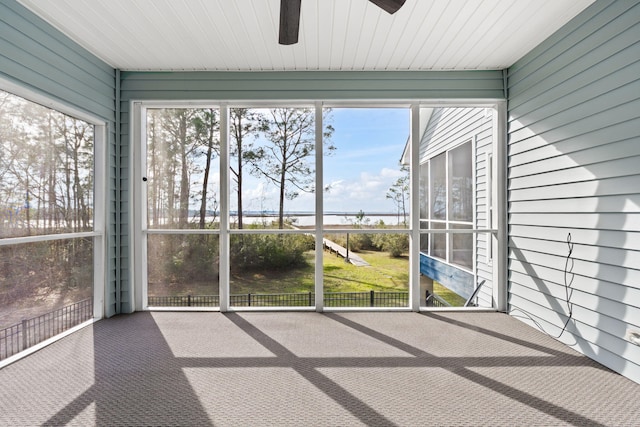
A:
[147,290,460,308]
[148,295,220,307]
[0,298,93,361]
[231,292,315,307]
[149,291,410,308]
[425,291,452,308]
[324,291,409,307]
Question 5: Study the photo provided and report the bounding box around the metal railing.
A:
[425,291,451,308]
[324,291,408,307]
[231,292,315,307]
[148,290,410,308]
[0,298,93,361]
[148,295,220,307]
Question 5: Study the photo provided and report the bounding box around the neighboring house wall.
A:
[507,0,640,383]
[418,107,494,306]
[0,0,119,316]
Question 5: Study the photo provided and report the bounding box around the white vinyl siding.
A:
[506,0,640,383]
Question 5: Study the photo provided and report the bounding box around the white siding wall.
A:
[474,110,495,307]
[507,0,640,383]
[419,107,494,306]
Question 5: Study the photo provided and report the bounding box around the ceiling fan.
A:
[279,0,406,45]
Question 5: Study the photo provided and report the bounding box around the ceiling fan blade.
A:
[279,0,301,45]
[368,0,406,14]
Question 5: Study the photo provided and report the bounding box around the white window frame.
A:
[131,100,506,313]
[420,139,475,272]
[0,78,107,323]
[132,101,226,312]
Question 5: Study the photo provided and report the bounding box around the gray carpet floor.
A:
[1,311,639,426]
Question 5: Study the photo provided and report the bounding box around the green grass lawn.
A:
[230,249,409,294]
[322,250,408,292]
[158,249,466,307]
[432,281,468,306]
[229,252,315,294]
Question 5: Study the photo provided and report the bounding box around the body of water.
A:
[234,213,406,227]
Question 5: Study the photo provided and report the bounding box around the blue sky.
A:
[322,108,410,213]
[238,107,410,215]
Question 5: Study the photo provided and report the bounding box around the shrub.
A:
[372,233,409,257]
[163,234,219,281]
[230,234,314,272]
[347,233,373,252]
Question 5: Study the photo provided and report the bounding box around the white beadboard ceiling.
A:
[19,0,594,71]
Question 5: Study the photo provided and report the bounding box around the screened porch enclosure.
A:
[3,0,639,392]
[134,104,501,311]
[0,86,106,361]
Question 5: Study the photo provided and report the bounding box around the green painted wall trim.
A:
[120,70,505,101]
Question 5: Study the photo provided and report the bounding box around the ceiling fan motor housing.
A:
[279,0,406,45]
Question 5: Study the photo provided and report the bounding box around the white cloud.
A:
[380,167,405,179]
[323,167,403,212]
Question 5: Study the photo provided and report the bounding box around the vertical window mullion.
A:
[427,159,431,257]
[315,102,324,312]
[495,101,508,312]
[486,152,493,264]
[93,123,106,319]
[410,104,421,311]
[472,135,478,279]
[219,104,230,312]
[137,104,148,311]
[445,149,450,264]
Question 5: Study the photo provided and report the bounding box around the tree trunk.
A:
[25,179,30,235]
[149,115,159,227]
[72,126,85,231]
[278,167,286,229]
[47,114,56,231]
[199,110,216,229]
[179,114,189,227]
[235,114,244,229]
[167,162,176,225]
